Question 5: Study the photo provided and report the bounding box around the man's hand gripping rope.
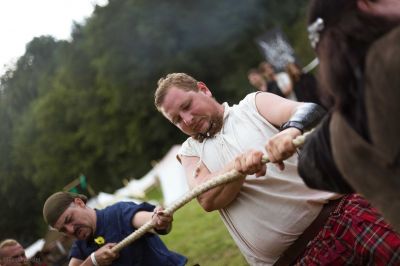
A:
[111,130,313,253]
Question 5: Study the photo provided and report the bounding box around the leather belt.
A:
[273,197,343,266]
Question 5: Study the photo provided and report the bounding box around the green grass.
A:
[160,200,248,266]
[143,184,164,202]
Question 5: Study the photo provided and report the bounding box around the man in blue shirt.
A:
[43,192,187,266]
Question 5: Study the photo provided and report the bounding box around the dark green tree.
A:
[0,0,311,241]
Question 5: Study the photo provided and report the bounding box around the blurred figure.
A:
[0,239,29,266]
[285,62,321,105]
[259,61,294,99]
[247,68,267,92]
[247,68,284,97]
[293,0,400,232]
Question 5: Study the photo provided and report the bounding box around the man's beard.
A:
[192,115,223,143]
[74,225,93,241]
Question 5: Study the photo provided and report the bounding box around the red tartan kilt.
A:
[294,194,400,266]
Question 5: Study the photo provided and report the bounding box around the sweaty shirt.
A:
[179,92,337,265]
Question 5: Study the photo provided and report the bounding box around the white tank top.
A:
[179,92,338,265]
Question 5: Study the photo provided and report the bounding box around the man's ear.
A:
[196,82,212,96]
[74,197,86,207]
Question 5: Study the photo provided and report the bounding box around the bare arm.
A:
[180,150,266,212]
[255,92,303,169]
[68,243,118,266]
[69,258,98,266]
[256,92,327,170]
[255,92,302,126]
[69,258,85,266]
[132,207,173,234]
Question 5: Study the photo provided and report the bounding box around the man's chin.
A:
[75,230,93,241]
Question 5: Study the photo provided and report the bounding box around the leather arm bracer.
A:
[280,103,326,133]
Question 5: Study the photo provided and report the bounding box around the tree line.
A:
[0,0,311,244]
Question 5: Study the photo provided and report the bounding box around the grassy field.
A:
[160,200,248,266]
[143,184,247,265]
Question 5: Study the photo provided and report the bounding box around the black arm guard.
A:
[280,103,326,133]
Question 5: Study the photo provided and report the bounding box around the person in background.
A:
[285,62,322,105]
[259,61,294,99]
[0,239,30,266]
[291,0,400,232]
[42,192,187,266]
[247,68,284,97]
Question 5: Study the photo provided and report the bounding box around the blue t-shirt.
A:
[69,202,187,266]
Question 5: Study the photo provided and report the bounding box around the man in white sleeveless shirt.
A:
[154,73,400,265]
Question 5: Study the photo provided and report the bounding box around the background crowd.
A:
[247,61,321,105]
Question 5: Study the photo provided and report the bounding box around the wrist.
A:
[90,252,99,266]
[154,223,171,235]
[280,121,305,134]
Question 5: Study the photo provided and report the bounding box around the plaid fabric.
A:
[294,194,400,266]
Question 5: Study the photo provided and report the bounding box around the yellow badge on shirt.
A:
[94,236,105,246]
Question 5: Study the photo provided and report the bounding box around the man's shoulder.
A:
[100,201,137,215]
[97,201,152,232]
[179,137,201,156]
[236,92,258,109]
[110,201,137,210]
[242,92,258,101]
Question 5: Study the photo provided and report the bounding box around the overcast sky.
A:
[0,0,108,76]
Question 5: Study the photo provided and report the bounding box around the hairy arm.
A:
[69,243,118,266]
[132,207,173,234]
[255,92,303,169]
[255,92,303,128]
[69,258,86,266]
[180,150,265,212]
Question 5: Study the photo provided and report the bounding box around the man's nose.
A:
[181,112,193,126]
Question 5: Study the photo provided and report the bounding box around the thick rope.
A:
[111,130,313,253]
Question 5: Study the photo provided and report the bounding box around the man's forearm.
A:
[183,156,246,212]
[196,173,246,212]
[69,257,94,266]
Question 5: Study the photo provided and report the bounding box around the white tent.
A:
[114,168,158,199]
[153,145,189,206]
[25,238,45,259]
[87,145,188,208]
[86,192,143,209]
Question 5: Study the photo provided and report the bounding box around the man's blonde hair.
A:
[0,239,20,258]
[154,73,199,111]
[0,239,19,250]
